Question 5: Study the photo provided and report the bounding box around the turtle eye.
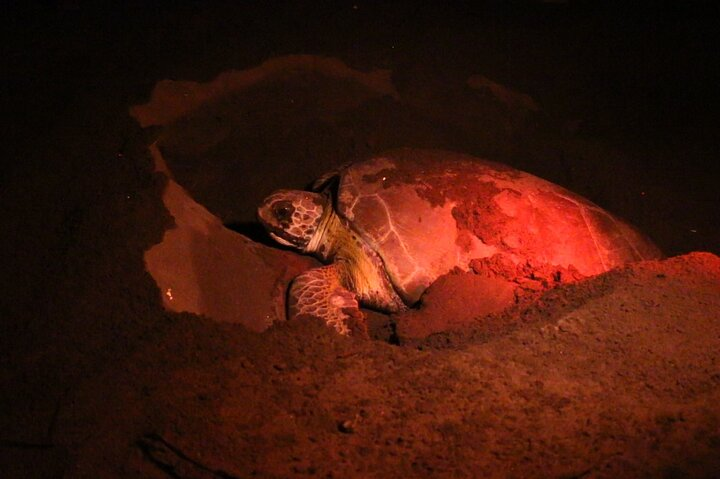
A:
[273,201,294,222]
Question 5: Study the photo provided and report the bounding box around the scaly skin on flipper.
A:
[288,264,364,336]
[307,207,407,314]
[258,189,405,335]
[290,206,406,335]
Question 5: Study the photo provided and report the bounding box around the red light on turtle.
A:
[258,149,663,336]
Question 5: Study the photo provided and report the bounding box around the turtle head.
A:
[257,190,330,252]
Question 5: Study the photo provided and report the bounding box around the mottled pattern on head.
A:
[257,190,328,251]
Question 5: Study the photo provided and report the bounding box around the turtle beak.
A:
[269,232,295,248]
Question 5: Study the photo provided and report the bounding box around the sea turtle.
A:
[258,148,662,335]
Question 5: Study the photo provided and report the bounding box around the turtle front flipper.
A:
[288,265,367,337]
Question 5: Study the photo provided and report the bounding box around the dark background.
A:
[3,0,718,245]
